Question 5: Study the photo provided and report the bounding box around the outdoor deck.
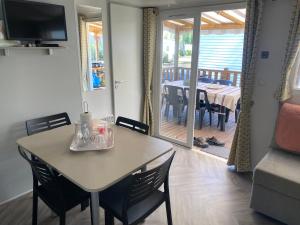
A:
[160,110,236,150]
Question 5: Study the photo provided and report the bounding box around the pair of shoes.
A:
[193,137,209,148]
[206,136,225,147]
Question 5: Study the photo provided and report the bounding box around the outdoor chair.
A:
[164,85,185,124]
[99,152,176,225]
[199,77,213,83]
[213,79,233,86]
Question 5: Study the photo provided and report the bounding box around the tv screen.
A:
[2,0,68,41]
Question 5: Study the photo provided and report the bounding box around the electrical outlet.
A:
[261,51,270,59]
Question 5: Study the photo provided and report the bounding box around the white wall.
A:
[251,0,293,167]
[0,0,84,203]
[110,4,144,120]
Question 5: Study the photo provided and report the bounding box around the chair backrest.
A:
[213,79,232,86]
[165,85,184,106]
[198,89,210,109]
[116,116,149,135]
[199,77,213,83]
[26,112,71,136]
[124,152,176,212]
[18,147,59,191]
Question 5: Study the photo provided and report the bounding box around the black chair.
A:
[199,77,213,83]
[99,152,176,225]
[197,89,221,129]
[116,116,149,135]
[183,88,220,129]
[213,79,233,86]
[25,113,90,215]
[164,85,185,124]
[26,112,71,135]
[18,147,91,225]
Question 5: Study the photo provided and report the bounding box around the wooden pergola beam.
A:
[217,11,244,25]
[201,17,219,25]
[201,23,244,30]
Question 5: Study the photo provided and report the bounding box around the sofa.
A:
[251,103,300,225]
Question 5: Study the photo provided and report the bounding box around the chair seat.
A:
[38,176,90,212]
[99,178,165,224]
[254,148,300,200]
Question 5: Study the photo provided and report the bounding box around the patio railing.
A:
[162,67,241,87]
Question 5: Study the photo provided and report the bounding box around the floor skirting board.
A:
[0,189,33,206]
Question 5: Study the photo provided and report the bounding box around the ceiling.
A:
[109,0,244,8]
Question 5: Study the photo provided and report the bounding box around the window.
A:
[86,21,105,90]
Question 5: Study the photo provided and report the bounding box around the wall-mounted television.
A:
[2,0,68,43]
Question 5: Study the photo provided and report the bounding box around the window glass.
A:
[87,21,105,90]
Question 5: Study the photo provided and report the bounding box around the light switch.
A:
[261,51,269,59]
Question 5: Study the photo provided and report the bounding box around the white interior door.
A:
[110,4,144,121]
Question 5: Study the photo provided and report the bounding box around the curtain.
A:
[227,0,264,172]
[277,0,300,102]
[143,8,158,135]
[79,16,89,92]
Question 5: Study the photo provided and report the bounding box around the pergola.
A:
[162,9,246,86]
[164,9,246,31]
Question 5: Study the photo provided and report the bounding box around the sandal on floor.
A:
[193,137,209,148]
[206,136,225,147]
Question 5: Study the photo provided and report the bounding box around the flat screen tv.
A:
[2,0,68,42]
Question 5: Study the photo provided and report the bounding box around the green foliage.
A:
[185,50,192,56]
[163,53,169,63]
[180,32,193,45]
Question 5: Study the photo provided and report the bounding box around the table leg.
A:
[219,106,226,132]
[90,192,100,225]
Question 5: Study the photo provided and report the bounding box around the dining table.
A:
[164,80,241,131]
[17,124,173,225]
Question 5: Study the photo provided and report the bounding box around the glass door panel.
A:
[159,18,195,144]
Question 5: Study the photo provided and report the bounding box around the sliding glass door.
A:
[154,4,245,149]
[155,14,200,147]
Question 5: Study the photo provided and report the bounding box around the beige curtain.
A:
[79,16,89,92]
[143,8,158,135]
[277,0,300,102]
[227,0,264,172]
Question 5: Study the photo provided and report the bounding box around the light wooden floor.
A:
[0,146,282,225]
[161,108,236,149]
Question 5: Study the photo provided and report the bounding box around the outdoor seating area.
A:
[161,77,240,127]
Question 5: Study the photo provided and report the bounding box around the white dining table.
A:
[17,124,173,225]
[165,80,241,111]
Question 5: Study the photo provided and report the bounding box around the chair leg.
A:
[165,197,173,225]
[209,111,212,126]
[59,213,66,225]
[81,199,89,211]
[199,108,205,130]
[225,109,230,123]
[164,103,169,118]
[32,190,38,225]
[105,210,114,225]
[184,106,188,126]
[235,109,240,123]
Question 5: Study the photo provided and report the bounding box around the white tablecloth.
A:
[164,80,241,111]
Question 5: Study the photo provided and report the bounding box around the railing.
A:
[162,67,241,87]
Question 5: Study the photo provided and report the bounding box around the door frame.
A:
[152,2,246,148]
